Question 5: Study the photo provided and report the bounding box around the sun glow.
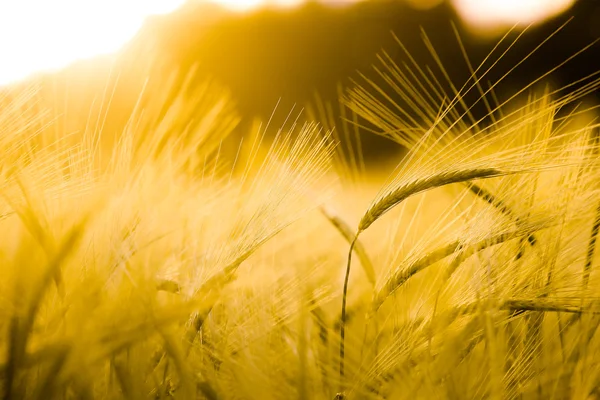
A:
[0,0,576,86]
[451,0,576,28]
[0,0,186,86]
[214,0,306,11]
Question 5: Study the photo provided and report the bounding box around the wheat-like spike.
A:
[451,298,600,316]
[180,122,336,353]
[583,206,600,291]
[183,262,239,355]
[340,167,511,392]
[372,222,549,311]
[498,299,600,315]
[359,167,507,232]
[582,131,600,292]
[358,295,600,397]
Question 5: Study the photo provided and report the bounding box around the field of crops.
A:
[1,21,600,399]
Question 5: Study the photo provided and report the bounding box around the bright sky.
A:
[0,0,187,85]
[0,0,576,86]
[452,0,575,28]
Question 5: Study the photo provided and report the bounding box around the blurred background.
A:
[1,0,599,161]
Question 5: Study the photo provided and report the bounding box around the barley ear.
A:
[373,223,549,311]
[359,167,506,232]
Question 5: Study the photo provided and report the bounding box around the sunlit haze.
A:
[0,0,186,85]
[0,0,576,86]
[215,0,308,11]
[452,0,575,28]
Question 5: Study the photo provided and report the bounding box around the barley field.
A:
[1,14,600,400]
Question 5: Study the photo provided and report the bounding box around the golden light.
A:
[0,0,186,86]
[451,0,575,28]
[214,0,265,11]
[0,0,346,86]
[0,0,576,86]
[212,0,307,11]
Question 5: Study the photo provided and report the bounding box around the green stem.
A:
[339,235,357,392]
